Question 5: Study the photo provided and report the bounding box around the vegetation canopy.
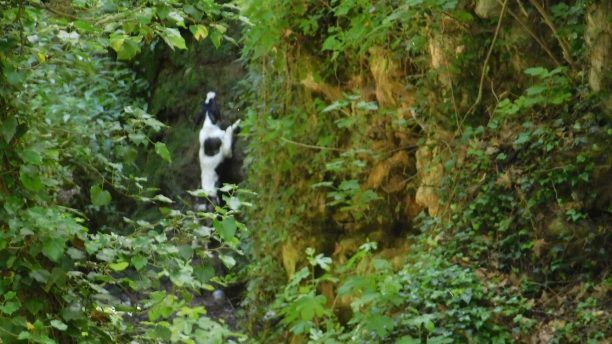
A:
[0,0,610,343]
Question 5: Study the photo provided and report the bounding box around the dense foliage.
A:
[1,1,246,343]
[1,0,610,343]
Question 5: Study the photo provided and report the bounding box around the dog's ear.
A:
[203,91,221,123]
[206,103,221,123]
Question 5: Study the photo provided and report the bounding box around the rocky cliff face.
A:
[237,0,610,341]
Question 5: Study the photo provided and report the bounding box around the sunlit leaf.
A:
[116,37,141,60]
[161,28,187,50]
[155,142,172,163]
[153,194,174,203]
[219,254,236,269]
[190,24,208,41]
[210,30,223,49]
[109,261,129,271]
[213,217,237,242]
[50,319,68,331]
[168,11,186,28]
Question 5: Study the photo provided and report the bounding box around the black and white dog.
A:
[195,92,240,210]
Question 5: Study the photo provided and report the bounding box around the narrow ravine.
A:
[1,1,609,343]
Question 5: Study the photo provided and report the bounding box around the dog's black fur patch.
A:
[203,137,223,156]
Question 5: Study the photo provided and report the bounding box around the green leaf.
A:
[424,319,435,332]
[187,189,208,198]
[109,261,129,271]
[178,245,193,259]
[153,194,174,203]
[211,23,227,34]
[66,248,85,260]
[90,185,111,206]
[25,299,44,315]
[131,255,147,271]
[364,314,395,337]
[322,100,348,113]
[194,264,215,283]
[524,67,548,78]
[338,276,375,295]
[37,335,58,344]
[356,101,378,111]
[50,319,68,331]
[147,293,175,321]
[19,165,44,192]
[428,336,453,344]
[219,254,236,269]
[514,132,531,145]
[396,336,421,344]
[0,301,20,315]
[42,238,65,262]
[2,64,25,85]
[129,132,147,145]
[189,25,208,41]
[116,37,141,60]
[109,35,125,52]
[168,11,186,28]
[309,253,332,271]
[373,258,391,271]
[1,116,17,143]
[29,269,51,283]
[322,35,341,51]
[227,196,241,211]
[61,303,84,321]
[526,85,546,96]
[295,294,326,321]
[73,20,97,32]
[19,149,42,165]
[213,217,237,242]
[169,265,195,287]
[161,28,187,50]
[155,142,172,163]
[210,30,223,49]
[17,331,31,340]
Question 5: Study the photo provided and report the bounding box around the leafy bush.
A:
[0,1,245,343]
[263,242,535,343]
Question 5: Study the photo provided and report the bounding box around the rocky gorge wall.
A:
[237,0,610,341]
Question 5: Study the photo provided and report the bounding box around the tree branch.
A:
[528,0,577,69]
[464,0,509,118]
[502,3,562,67]
[281,137,344,151]
[30,2,78,20]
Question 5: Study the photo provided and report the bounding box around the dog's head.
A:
[202,91,221,124]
